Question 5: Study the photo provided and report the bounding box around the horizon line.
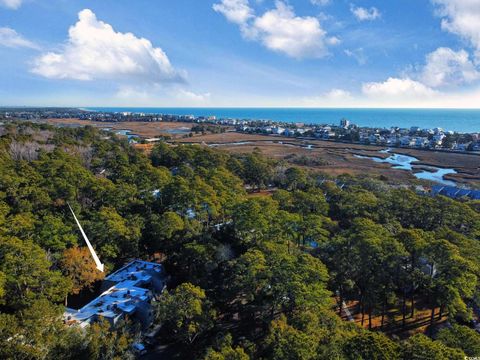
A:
[2,106,480,111]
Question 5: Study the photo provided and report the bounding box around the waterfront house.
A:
[415,137,430,148]
[400,136,414,147]
[272,126,285,135]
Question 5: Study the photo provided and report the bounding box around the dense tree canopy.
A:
[0,122,479,359]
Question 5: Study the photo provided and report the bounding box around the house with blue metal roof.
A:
[432,185,480,200]
[64,260,166,329]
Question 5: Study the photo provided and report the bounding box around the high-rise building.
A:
[340,118,350,128]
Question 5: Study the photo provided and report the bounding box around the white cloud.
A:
[213,0,254,25]
[115,86,154,100]
[324,88,352,99]
[213,0,338,59]
[298,85,480,108]
[175,89,212,103]
[344,48,367,65]
[0,0,22,9]
[432,0,480,60]
[420,47,479,88]
[0,27,38,49]
[252,1,334,58]
[114,86,211,106]
[362,77,437,99]
[31,9,185,84]
[311,0,330,6]
[357,45,480,107]
[301,89,354,107]
[350,4,381,21]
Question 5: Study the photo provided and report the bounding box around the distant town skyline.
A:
[1,0,480,108]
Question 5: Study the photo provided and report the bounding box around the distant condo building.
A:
[64,260,167,329]
[340,118,350,128]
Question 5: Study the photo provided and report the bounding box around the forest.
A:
[0,121,480,359]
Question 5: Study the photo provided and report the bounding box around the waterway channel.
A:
[354,149,457,186]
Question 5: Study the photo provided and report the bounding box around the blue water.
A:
[87,108,480,133]
[354,150,457,186]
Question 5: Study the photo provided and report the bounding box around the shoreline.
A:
[30,118,480,187]
[83,107,480,133]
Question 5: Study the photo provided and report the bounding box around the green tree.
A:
[151,142,179,168]
[334,189,379,225]
[342,331,400,360]
[233,198,278,245]
[149,211,185,252]
[262,244,331,316]
[284,167,308,191]
[204,167,245,219]
[35,214,77,252]
[291,188,329,216]
[164,176,220,223]
[88,207,143,260]
[222,249,269,320]
[264,315,318,360]
[437,324,480,357]
[272,190,293,211]
[0,299,84,360]
[401,334,464,360]
[396,229,429,322]
[157,283,215,344]
[4,212,36,239]
[173,241,218,286]
[0,270,5,301]
[204,334,249,360]
[297,214,331,247]
[85,320,133,360]
[270,210,301,250]
[0,236,71,310]
[338,219,406,329]
[240,151,274,190]
[424,240,476,327]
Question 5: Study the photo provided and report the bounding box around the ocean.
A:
[87,108,480,133]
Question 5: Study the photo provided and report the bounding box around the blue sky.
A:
[1,0,480,107]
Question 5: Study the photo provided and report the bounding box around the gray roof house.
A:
[64,260,167,329]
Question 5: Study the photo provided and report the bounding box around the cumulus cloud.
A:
[0,27,38,49]
[301,84,480,108]
[31,9,185,84]
[362,77,437,99]
[432,0,480,60]
[420,47,479,88]
[0,0,22,9]
[252,2,337,58]
[213,0,339,59]
[359,45,480,106]
[350,4,381,21]
[213,0,254,25]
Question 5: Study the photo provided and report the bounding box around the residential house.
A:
[64,260,167,329]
